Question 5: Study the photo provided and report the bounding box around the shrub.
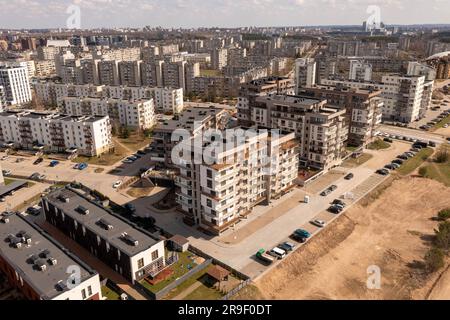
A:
[438,209,450,221]
[435,150,449,164]
[425,248,445,273]
[435,221,450,250]
[418,167,428,177]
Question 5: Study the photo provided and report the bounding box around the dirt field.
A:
[237,177,450,300]
[435,126,450,137]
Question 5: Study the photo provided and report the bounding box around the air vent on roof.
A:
[97,219,114,231]
[7,235,23,248]
[1,217,10,224]
[58,194,70,203]
[17,231,32,245]
[48,257,58,266]
[121,233,139,247]
[35,259,47,272]
[56,281,68,292]
[40,249,51,259]
[76,206,90,215]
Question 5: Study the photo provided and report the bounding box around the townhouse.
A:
[0,212,102,300]
[42,187,166,283]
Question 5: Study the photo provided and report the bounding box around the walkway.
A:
[171,281,203,300]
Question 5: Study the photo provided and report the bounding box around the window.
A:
[207,169,212,178]
[207,180,212,188]
[81,289,87,300]
[151,250,159,261]
[87,286,92,296]
[207,199,212,208]
[138,258,144,269]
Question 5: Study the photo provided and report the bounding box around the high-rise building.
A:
[349,60,372,81]
[211,48,228,70]
[118,60,143,86]
[98,60,120,86]
[407,61,437,81]
[295,58,316,93]
[0,65,32,106]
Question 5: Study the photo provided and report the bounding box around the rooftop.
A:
[44,188,160,257]
[0,212,96,300]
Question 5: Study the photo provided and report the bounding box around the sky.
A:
[0,0,449,29]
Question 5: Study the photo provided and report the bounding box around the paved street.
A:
[379,124,447,144]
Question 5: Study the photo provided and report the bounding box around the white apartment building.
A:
[322,74,429,123]
[34,82,103,107]
[34,60,56,77]
[349,60,372,81]
[295,58,316,93]
[0,111,112,157]
[59,97,155,130]
[174,128,299,235]
[0,86,5,111]
[407,61,437,81]
[0,65,32,106]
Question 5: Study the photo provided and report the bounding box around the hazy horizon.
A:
[0,0,449,30]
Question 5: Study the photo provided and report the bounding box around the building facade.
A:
[0,65,32,106]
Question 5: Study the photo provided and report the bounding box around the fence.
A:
[134,259,213,300]
[103,279,135,300]
[221,279,252,301]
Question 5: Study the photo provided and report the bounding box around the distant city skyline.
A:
[0,0,449,30]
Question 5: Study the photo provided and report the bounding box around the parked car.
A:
[294,229,311,239]
[125,203,137,214]
[328,205,343,214]
[344,173,354,180]
[397,155,408,161]
[329,185,338,192]
[376,169,390,176]
[332,199,346,207]
[33,158,44,165]
[26,206,42,216]
[269,247,287,260]
[49,160,60,167]
[2,169,11,176]
[113,181,123,189]
[122,159,134,164]
[278,242,296,252]
[383,138,393,143]
[311,220,326,228]
[385,164,397,170]
[256,249,276,265]
[429,141,437,148]
[392,159,404,165]
[390,163,401,169]
[320,189,331,197]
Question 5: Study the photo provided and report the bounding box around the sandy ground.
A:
[435,126,450,137]
[240,177,450,300]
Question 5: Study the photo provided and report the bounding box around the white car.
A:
[113,181,123,189]
[311,220,326,228]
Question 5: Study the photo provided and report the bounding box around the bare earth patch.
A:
[241,177,450,300]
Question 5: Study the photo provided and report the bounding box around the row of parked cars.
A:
[419,110,450,131]
[376,141,430,176]
[122,150,147,164]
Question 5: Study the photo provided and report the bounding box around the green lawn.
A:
[367,139,391,150]
[101,286,121,300]
[185,277,225,300]
[200,69,222,77]
[163,267,210,300]
[140,251,199,293]
[424,162,450,187]
[342,153,373,168]
[4,178,16,185]
[397,148,434,176]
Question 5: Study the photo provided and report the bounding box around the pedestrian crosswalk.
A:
[349,174,387,202]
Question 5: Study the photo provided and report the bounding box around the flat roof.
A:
[0,213,96,300]
[0,180,28,197]
[44,188,160,257]
[155,107,225,132]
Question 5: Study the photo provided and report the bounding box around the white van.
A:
[269,247,287,260]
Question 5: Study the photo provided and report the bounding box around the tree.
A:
[425,248,445,273]
[121,127,130,139]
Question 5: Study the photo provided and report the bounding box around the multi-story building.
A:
[0,212,103,300]
[237,76,295,126]
[321,74,428,123]
[0,86,5,111]
[42,187,166,284]
[80,59,100,85]
[0,111,113,157]
[141,61,164,87]
[299,85,383,147]
[251,95,348,170]
[151,107,229,166]
[118,60,143,86]
[174,128,299,235]
[59,97,155,130]
[349,60,372,81]
[0,65,32,106]
[34,60,56,77]
[211,48,228,70]
[34,82,103,107]
[295,58,316,93]
[98,60,120,86]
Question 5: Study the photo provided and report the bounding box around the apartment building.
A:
[59,97,155,130]
[211,48,228,70]
[0,86,5,111]
[321,74,429,123]
[34,82,103,107]
[246,95,348,170]
[174,128,299,235]
[0,65,32,106]
[349,60,372,81]
[0,212,102,300]
[0,111,112,157]
[42,187,166,283]
[34,60,56,77]
[151,107,229,166]
[238,76,295,126]
[295,58,316,93]
[0,213,103,300]
[299,85,383,147]
[98,60,120,86]
[407,61,436,81]
[141,61,164,87]
[118,60,143,86]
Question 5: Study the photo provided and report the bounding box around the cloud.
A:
[0,0,449,29]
